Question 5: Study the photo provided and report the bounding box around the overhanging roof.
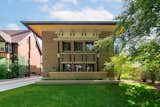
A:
[22,21,117,38]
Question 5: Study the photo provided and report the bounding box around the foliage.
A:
[103,62,114,72]
[111,55,128,80]
[112,0,160,55]
[104,54,133,80]
[0,55,29,79]
[9,58,29,78]
[94,36,114,52]
[132,40,160,83]
[0,61,7,79]
[115,0,159,38]
[9,61,19,78]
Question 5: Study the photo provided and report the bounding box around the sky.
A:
[0,0,124,30]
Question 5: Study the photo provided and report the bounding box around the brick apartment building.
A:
[0,30,42,74]
[23,21,116,78]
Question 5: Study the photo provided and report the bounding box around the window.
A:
[8,43,12,53]
[85,33,86,36]
[85,42,93,51]
[63,42,71,51]
[82,33,86,36]
[70,32,75,36]
[93,33,97,36]
[86,64,94,72]
[63,64,71,71]
[74,64,83,72]
[74,42,83,51]
[0,42,5,52]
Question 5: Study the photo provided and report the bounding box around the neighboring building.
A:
[0,30,42,74]
[22,21,116,78]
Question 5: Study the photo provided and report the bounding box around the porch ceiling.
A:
[22,21,117,38]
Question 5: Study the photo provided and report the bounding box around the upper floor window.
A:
[82,33,86,36]
[63,42,71,51]
[58,32,63,36]
[0,42,5,52]
[93,33,97,36]
[85,42,93,51]
[74,42,83,51]
[8,43,12,53]
[70,32,75,36]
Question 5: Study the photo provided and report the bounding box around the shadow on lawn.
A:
[117,83,160,107]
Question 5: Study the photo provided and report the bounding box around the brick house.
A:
[23,21,116,79]
[0,30,42,74]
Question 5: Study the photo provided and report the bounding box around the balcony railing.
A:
[61,61,96,64]
[54,36,99,41]
[0,52,7,58]
[60,51,96,55]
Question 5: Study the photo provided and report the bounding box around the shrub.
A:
[103,62,114,79]
[0,64,7,79]
[10,61,19,78]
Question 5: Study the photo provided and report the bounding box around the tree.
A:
[114,0,160,54]
[94,36,114,52]
[132,40,160,83]
[110,54,133,80]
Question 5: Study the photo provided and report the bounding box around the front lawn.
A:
[0,84,159,107]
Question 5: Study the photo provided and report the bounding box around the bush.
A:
[9,61,29,78]
[0,64,7,79]
[103,62,114,79]
[10,61,19,78]
[103,62,114,72]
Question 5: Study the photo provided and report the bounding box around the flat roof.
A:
[22,21,117,25]
[22,21,117,37]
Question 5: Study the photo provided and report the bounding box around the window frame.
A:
[74,42,83,52]
[62,42,71,52]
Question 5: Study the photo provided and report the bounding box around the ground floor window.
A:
[63,64,71,71]
[74,64,83,72]
[62,64,95,72]
[86,64,94,72]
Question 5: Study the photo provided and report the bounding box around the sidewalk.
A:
[0,76,42,92]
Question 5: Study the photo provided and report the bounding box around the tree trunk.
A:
[117,74,121,80]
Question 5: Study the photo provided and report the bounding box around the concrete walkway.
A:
[0,76,42,92]
[36,79,120,85]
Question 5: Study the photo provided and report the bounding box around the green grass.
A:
[0,84,159,107]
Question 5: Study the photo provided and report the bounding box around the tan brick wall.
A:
[42,31,58,72]
[42,30,114,72]
[48,72,114,79]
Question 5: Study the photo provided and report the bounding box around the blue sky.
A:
[0,0,124,30]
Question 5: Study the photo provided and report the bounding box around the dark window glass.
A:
[63,64,71,71]
[63,42,71,51]
[74,64,83,72]
[85,42,93,51]
[86,64,94,72]
[8,43,12,53]
[74,42,83,51]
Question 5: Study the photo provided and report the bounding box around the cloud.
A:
[91,0,122,2]
[6,23,20,30]
[32,0,49,3]
[61,0,78,5]
[40,4,50,12]
[49,7,114,21]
